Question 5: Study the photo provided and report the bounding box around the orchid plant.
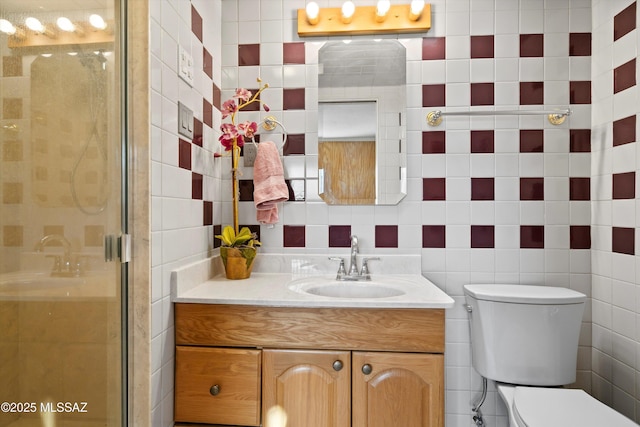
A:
[217,79,270,239]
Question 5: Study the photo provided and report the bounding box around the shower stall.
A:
[0,0,127,426]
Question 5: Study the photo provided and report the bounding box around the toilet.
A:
[464,284,638,427]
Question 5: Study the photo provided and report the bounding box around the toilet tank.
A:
[464,284,586,386]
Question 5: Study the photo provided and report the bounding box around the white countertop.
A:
[171,254,454,309]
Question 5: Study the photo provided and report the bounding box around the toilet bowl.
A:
[464,284,638,427]
[497,384,638,427]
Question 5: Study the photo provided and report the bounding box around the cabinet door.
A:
[263,349,350,427]
[175,346,261,426]
[352,352,444,427]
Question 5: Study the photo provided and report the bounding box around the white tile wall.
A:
[149,0,640,426]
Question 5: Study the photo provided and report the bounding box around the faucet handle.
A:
[360,257,381,278]
[328,257,346,279]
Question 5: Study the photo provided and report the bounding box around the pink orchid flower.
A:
[221,99,237,119]
[238,121,258,139]
[234,88,252,103]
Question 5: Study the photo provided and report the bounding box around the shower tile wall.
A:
[150,0,635,426]
[591,0,640,421]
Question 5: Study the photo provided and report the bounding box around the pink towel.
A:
[253,141,288,224]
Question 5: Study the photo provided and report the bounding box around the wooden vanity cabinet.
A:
[175,303,445,427]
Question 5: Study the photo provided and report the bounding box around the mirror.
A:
[317,40,406,205]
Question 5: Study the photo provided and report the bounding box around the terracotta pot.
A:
[220,246,257,280]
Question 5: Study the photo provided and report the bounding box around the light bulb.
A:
[376,0,390,22]
[25,17,45,33]
[0,19,16,35]
[409,0,425,21]
[56,16,75,32]
[89,14,107,30]
[305,2,319,25]
[341,1,355,24]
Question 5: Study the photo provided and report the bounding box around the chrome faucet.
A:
[329,235,380,281]
[34,234,77,277]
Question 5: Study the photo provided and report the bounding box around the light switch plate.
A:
[178,102,194,139]
[243,143,257,167]
[178,46,194,86]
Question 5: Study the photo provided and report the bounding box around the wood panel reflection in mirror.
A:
[317,40,406,205]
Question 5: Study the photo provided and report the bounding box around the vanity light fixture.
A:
[25,17,56,38]
[298,1,431,37]
[409,0,425,21]
[57,16,85,36]
[305,2,320,25]
[375,1,391,22]
[341,1,355,24]
[0,18,25,39]
[89,14,107,30]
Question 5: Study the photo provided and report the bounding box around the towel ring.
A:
[251,116,288,150]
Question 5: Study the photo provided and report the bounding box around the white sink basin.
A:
[288,276,410,299]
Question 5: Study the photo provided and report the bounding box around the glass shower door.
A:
[0,0,125,426]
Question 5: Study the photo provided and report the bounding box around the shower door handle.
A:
[104,234,131,263]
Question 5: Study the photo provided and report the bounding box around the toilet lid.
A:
[513,387,637,427]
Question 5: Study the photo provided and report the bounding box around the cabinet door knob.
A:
[210,384,221,396]
[361,364,372,375]
[332,360,343,371]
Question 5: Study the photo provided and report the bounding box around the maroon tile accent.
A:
[193,118,203,147]
[520,34,544,57]
[422,225,446,248]
[570,33,592,56]
[520,225,545,249]
[423,178,446,201]
[614,59,636,94]
[213,83,222,111]
[471,130,494,153]
[238,44,260,66]
[375,225,398,248]
[192,172,203,200]
[570,177,590,201]
[213,225,222,248]
[283,42,305,64]
[471,225,495,248]
[422,37,446,60]
[471,83,494,106]
[520,82,544,105]
[423,131,446,154]
[241,88,260,111]
[471,178,495,200]
[2,56,22,77]
[203,201,213,226]
[284,225,305,247]
[470,35,494,59]
[570,81,591,104]
[422,84,446,107]
[203,48,213,79]
[570,226,591,249]
[283,88,305,110]
[329,225,351,247]
[612,227,635,255]
[3,98,22,119]
[613,115,636,146]
[191,5,203,42]
[570,129,591,152]
[613,172,636,199]
[203,98,213,127]
[520,177,544,200]
[283,134,305,155]
[244,225,261,244]
[614,2,636,41]
[239,180,254,201]
[178,138,191,170]
[520,130,544,152]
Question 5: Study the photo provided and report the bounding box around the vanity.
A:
[172,254,454,427]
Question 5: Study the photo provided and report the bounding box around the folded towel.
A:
[253,141,288,224]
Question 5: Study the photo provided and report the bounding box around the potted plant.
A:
[215,79,269,279]
[215,225,261,280]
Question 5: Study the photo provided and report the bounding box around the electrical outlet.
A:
[243,143,257,167]
[178,46,194,86]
